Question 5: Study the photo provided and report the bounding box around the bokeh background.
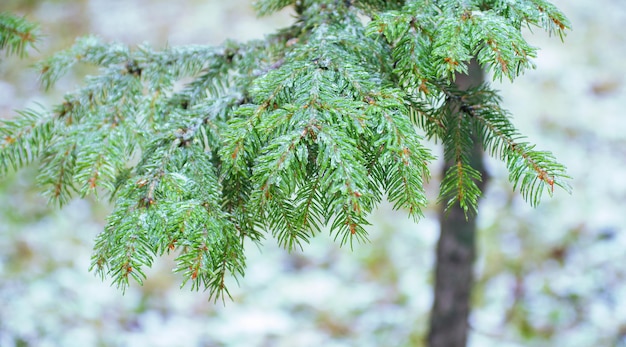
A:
[1,1,625,346]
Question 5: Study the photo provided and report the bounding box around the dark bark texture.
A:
[427,60,488,347]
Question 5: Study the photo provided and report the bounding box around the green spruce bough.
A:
[0,12,39,60]
[0,1,570,301]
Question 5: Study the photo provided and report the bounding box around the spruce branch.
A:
[368,91,433,220]
[0,108,56,174]
[440,83,571,207]
[254,0,296,16]
[0,0,571,300]
[353,0,405,16]
[14,38,266,206]
[369,0,569,83]
[37,36,130,90]
[0,12,39,58]
[468,10,538,81]
[427,82,482,215]
[482,0,571,40]
[37,140,78,206]
[223,16,432,248]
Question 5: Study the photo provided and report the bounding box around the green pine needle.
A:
[0,0,571,301]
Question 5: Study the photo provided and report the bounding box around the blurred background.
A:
[0,1,625,346]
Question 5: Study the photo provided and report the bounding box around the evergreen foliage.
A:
[0,0,570,301]
[0,12,39,59]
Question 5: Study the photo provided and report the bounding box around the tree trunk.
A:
[427,60,488,347]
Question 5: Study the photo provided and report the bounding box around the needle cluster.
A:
[0,0,570,301]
